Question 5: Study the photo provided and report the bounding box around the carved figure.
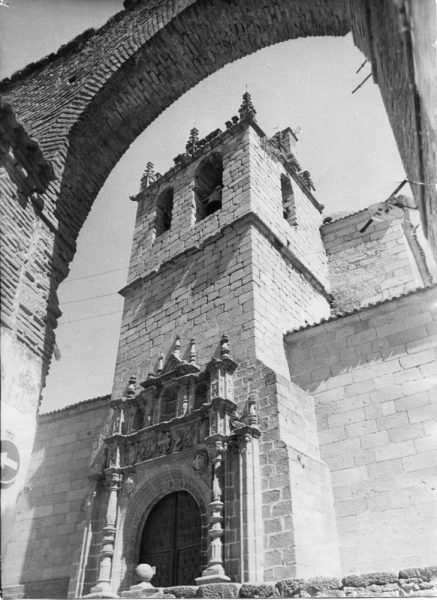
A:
[157,431,172,455]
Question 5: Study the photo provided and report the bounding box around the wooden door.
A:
[139,491,202,587]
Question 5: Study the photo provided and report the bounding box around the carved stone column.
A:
[196,335,237,584]
[233,395,264,582]
[196,433,229,585]
[85,471,122,598]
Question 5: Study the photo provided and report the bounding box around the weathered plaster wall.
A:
[285,285,437,574]
[2,397,111,599]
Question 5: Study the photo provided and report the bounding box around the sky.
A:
[1,1,411,413]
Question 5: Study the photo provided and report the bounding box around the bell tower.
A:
[97,94,340,593]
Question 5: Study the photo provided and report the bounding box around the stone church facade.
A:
[2,96,437,599]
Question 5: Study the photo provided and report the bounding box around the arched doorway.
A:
[139,491,202,587]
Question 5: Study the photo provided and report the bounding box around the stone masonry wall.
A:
[0,4,348,560]
[2,397,112,597]
[284,285,437,574]
[113,222,257,399]
[159,567,437,597]
[248,127,329,290]
[127,126,252,285]
[111,119,338,583]
[114,121,330,397]
[321,211,430,312]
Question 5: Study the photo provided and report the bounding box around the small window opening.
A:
[194,153,223,222]
[155,188,174,236]
[281,174,296,225]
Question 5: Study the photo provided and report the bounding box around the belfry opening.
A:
[139,491,202,587]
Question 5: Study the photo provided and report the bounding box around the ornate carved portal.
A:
[139,491,202,587]
[85,335,262,595]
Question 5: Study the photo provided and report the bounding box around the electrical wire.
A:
[61,291,118,305]
[62,265,129,283]
[57,310,123,326]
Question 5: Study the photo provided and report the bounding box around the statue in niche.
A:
[199,418,208,442]
[157,431,173,455]
[139,435,156,461]
[160,386,177,422]
[128,443,138,465]
[173,429,184,452]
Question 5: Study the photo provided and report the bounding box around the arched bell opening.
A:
[155,187,174,236]
[194,152,223,222]
[139,490,202,587]
[280,173,296,226]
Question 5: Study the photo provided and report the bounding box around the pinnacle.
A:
[238,91,257,122]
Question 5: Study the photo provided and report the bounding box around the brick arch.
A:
[115,462,210,590]
[0,0,350,365]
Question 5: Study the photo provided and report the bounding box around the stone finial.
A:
[120,563,157,598]
[287,153,301,173]
[141,162,154,189]
[189,338,196,364]
[174,336,181,359]
[185,127,199,155]
[135,563,155,584]
[302,170,316,191]
[248,394,258,426]
[238,91,257,122]
[127,375,137,398]
[220,334,230,358]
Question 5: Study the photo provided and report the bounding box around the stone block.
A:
[239,583,276,598]
[164,586,198,598]
[374,441,415,462]
[302,577,342,594]
[275,578,304,597]
[388,423,424,443]
[196,583,241,598]
[335,496,367,517]
[400,349,435,369]
[342,572,398,587]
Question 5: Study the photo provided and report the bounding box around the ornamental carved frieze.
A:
[112,414,210,468]
[104,334,241,471]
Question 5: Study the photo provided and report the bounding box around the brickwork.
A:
[1,396,111,595]
[284,285,437,574]
[321,210,432,311]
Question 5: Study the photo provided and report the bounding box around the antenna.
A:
[359,179,415,233]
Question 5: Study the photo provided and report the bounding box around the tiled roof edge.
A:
[284,283,437,337]
[321,207,369,226]
[38,394,111,419]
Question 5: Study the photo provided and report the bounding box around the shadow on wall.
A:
[284,286,437,396]
[2,400,111,599]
